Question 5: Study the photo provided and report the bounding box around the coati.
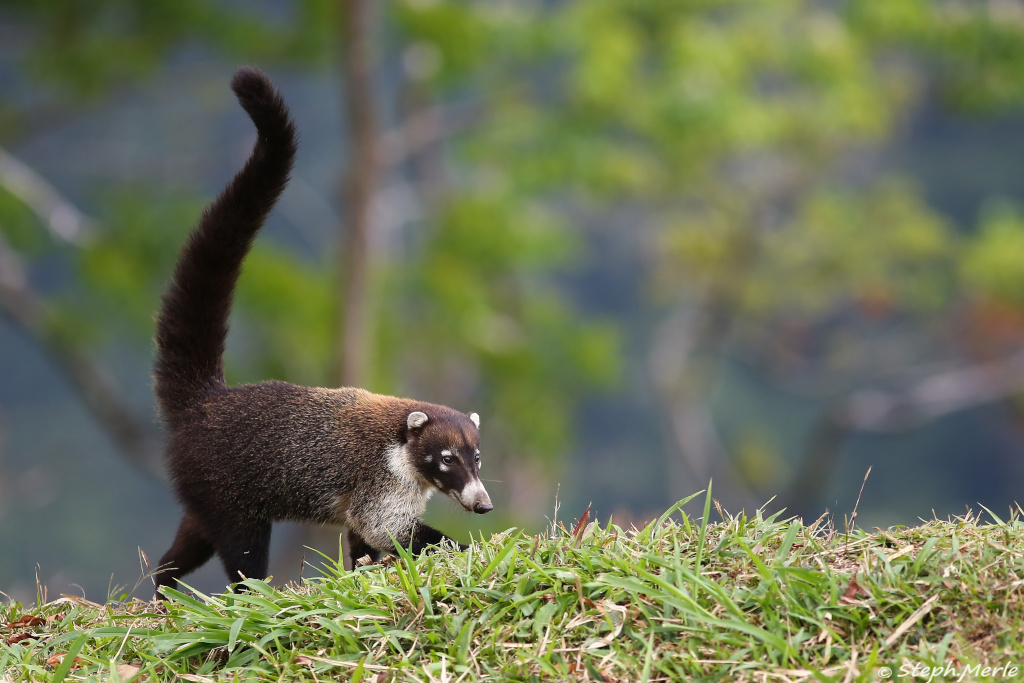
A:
[152,67,492,595]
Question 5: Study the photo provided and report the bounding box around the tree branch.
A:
[0,147,91,244]
[786,350,1024,515]
[376,97,481,171]
[0,148,160,475]
[0,236,163,478]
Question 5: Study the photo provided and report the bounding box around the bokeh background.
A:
[3,0,1024,602]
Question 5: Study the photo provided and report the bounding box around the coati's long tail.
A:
[154,67,297,426]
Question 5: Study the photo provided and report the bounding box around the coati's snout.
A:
[407,409,493,515]
[451,479,493,514]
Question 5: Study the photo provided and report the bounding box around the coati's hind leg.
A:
[346,529,380,568]
[155,511,215,597]
[213,520,272,590]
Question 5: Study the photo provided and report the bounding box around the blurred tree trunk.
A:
[336,0,379,389]
[650,305,759,513]
[649,205,766,512]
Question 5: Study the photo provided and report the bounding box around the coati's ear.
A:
[470,412,480,428]
[407,411,429,430]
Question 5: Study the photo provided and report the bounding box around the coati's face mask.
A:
[407,410,493,514]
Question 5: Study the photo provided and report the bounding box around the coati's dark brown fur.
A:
[153,67,492,595]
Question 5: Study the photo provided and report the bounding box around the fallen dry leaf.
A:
[45,652,85,669]
[7,614,45,629]
[115,663,142,681]
[839,573,872,604]
[5,632,32,645]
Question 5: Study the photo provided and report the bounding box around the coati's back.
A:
[167,382,436,522]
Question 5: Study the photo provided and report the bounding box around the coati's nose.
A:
[457,480,492,514]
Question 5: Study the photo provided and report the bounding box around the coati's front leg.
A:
[348,503,465,559]
[407,519,469,554]
[346,529,380,567]
[347,523,460,567]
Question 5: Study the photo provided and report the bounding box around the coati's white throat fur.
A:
[386,442,434,498]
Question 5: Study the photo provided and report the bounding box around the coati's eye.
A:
[442,455,454,465]
[475,454,481,464]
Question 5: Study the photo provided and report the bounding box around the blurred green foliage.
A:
[962,203,1024,304]
[5,0,336,96]
[850,0,1024,111]
[232,245,336,388]
[76,192,201,337]
[752,180,954,314]
[5,0,1024,507]
[0,186,47,255]
[1,0,625,483]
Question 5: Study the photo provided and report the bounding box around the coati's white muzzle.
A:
[450,479,493,514]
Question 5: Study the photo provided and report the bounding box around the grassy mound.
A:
[3,490,1023,682]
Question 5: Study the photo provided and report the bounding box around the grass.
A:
[2,488,1024,682]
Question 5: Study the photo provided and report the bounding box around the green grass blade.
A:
[226,616,245,652]
[476,529,521,584]
[694,479,714,586]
